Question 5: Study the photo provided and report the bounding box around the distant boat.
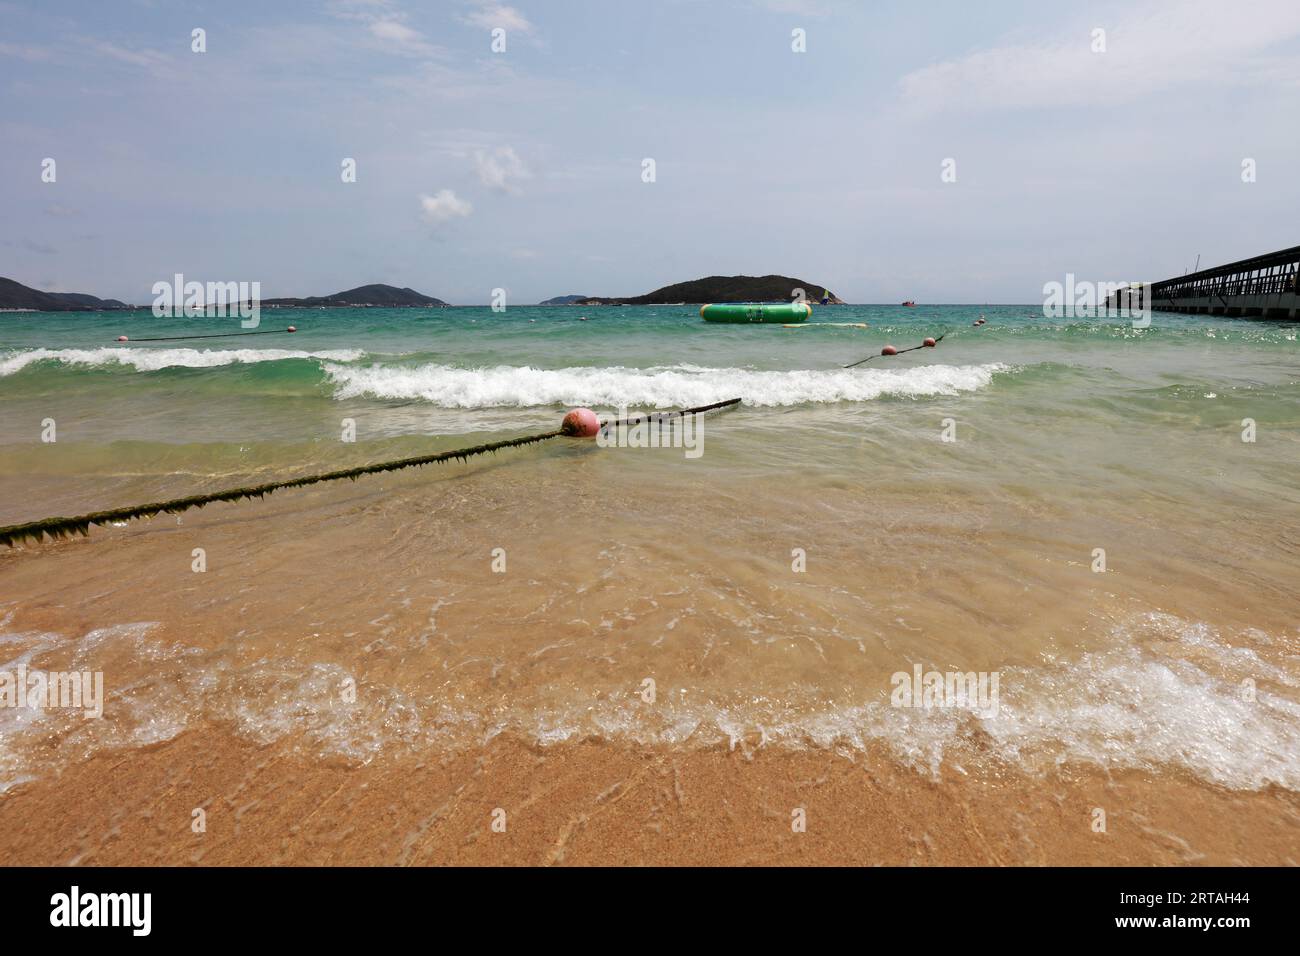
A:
[901,300,916,307]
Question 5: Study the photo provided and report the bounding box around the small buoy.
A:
[116,335,128,342]
[976,318,986,326]
[561,407,601,438]
[881,345,898,356]
[287,325,297,332]
[923,337,936,347]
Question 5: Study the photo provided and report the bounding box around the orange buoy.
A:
[923,337,936,347]
[561,407,601,437]
[116,336,128,342]
[287,326,297,332]
[881,345,898,356]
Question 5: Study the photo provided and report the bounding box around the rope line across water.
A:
[843,333,946,368]
[116,327,298,343]
[0,398,742,548]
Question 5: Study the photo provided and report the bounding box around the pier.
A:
[1146,244,1300,319]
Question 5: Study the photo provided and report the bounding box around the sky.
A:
[2,0,1299,305]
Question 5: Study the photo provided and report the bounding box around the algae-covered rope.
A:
[0,397,742,548]
[603,396,740,429]
[0,429,561,548]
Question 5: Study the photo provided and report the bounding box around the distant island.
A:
[0,278,448,312]
[263,284,448,308]
[576,275,843,305]
[2,275,845,311]
[0,277,131,311]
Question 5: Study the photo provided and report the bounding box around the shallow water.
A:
[1,304,1298,794]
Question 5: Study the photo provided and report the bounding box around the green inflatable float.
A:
[700,302,812,324]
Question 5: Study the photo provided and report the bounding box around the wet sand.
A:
[2,726,1296,866]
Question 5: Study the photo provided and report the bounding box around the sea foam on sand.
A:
[2,610,1295,794]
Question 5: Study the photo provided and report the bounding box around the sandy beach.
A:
[3,727,1297,866]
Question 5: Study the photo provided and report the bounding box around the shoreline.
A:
[2,727,1295,866]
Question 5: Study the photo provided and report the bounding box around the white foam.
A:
[975,613,1300,790]
[2,611,1294,792]
[488,613,1300,791]
[0,347,365,375]
[225,661,423,762]
[0,621,201,789]
[322,362,1010,408]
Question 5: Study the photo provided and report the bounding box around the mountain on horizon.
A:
[263,284,448,307]
[0,277,131,311]
[537,294,590,305]
[577,275,843,305]
[0,278,449,311]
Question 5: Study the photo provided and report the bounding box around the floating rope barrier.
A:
[0,398,742,548]
[115,327,298,343]
[844,333,945,368]
[604,397,740,430]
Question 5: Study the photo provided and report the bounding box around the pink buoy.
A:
[881,345,898,356]
[923,337,936,347]
[116,335,129,342]
[561,407,601,437]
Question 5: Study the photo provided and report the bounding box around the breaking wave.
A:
[322,362,1012,408]
[0,347,365,376]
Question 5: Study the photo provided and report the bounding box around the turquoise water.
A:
[3,305,1297,519]
[2,304,1297,438]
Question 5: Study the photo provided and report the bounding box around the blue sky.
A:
[2,0,1298,304]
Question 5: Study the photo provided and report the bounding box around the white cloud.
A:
[368,18,438,55]
[473,146,531,192]
[461,2,533,34]
[88,41,173,73]
[370,19,418,44]
[897,0,1300,115]
[329,1,441,56]
[753,0,835,14]
[0,42,56,62]
[419,189,473,223]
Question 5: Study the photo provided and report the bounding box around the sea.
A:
[1,304,1298,798]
